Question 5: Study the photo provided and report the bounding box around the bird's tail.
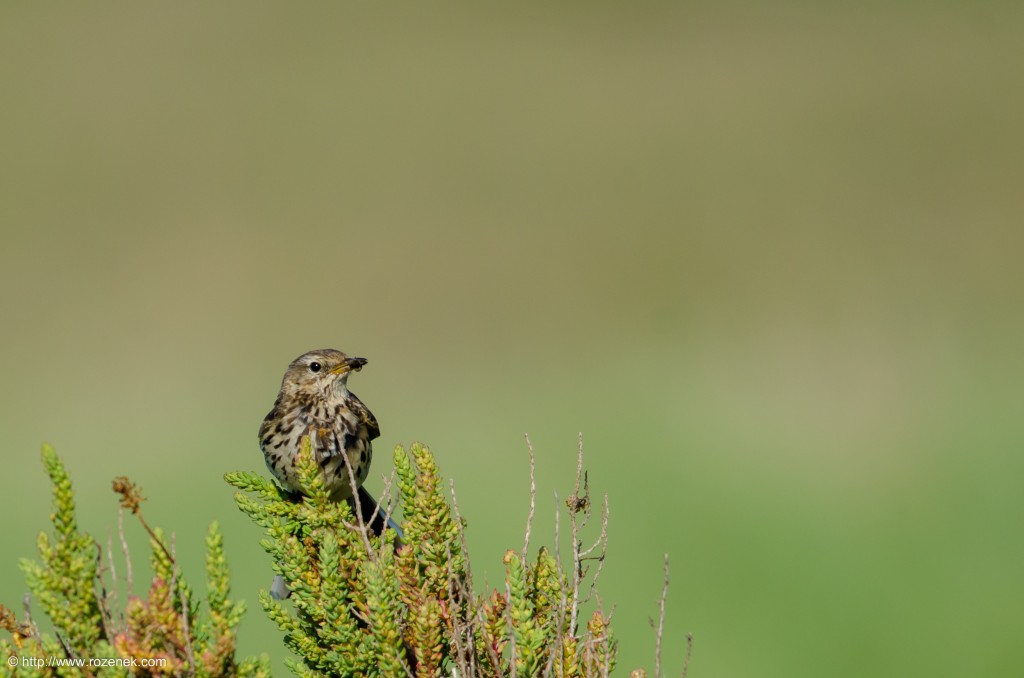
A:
[355,484,405,541]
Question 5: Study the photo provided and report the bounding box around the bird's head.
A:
[280,348,367,397]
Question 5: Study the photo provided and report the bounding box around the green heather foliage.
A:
[226,440,631,677]
[0,445,270,678]
[3,441,678,677]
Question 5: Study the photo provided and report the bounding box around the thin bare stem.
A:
[580,494,610,606]
[104,530,120,632]
[568,432,590,635]
[136,511,174,567]
[681,632,693,678]
[447,479,479,677]
[522,433,537,561]
[655,554,669,678]
[93,541,115,643]
[445,543,474,677]
[342,456,375,558]
[23,593,40,640]
[378,468,398,533]
[546,491,568,678]
[54,631,76,660]
[552,490,565,588]
[117,506,133,596]
[112,476,175,568]
[179,585,196,671]
[448,480,469,565]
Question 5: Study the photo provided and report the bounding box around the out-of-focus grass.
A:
[1,2,1022,675]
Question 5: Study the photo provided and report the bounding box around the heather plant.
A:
[2,439,689,677]
[227,437,690,677]
[0,445,269,677]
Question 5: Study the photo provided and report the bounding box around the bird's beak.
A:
[330,357,368,375]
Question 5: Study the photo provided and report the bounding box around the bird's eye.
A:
[309,362,322,373]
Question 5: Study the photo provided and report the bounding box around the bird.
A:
[258,348,398,599]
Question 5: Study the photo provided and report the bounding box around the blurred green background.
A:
[2,2,1022,675]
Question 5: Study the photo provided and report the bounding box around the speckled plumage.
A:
[259,348,378,503]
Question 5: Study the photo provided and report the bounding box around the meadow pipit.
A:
[259,348,377,500]
[259,348,390,598]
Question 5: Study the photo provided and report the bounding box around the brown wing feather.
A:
[349,393,380,441]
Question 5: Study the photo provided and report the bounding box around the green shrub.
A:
[3,440,687,677]
[227,438,683,677]
[0,445,269,677]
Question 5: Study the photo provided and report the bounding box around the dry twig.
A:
[522,433,537,561]
[342,455,376,559]
[117,505,133,595]
[654,555,669,678]
[112,476,175,567]
[567,432,589,635]
[681,632,694,678]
